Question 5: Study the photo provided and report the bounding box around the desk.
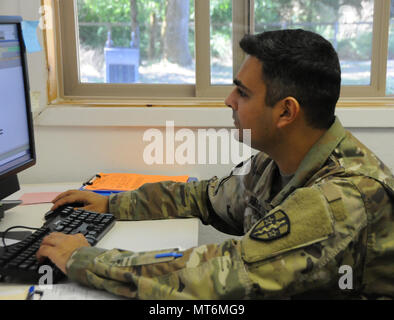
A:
[0,183,199,298]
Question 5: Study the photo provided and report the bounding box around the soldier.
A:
[37,29,394,299]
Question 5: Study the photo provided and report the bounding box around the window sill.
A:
[35,105,394,128]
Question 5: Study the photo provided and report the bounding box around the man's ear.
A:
[276,97,300,129]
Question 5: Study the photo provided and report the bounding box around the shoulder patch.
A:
[250,210,290,241]
[241,187,335,263]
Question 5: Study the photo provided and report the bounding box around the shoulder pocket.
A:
[241,187,335,263]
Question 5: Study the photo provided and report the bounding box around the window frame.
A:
[43,0,394,107]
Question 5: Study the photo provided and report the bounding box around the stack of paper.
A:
[82,172,190,194]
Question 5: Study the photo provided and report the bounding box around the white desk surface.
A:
[0,182,199,296]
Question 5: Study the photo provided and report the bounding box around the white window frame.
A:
[43,0,394,107]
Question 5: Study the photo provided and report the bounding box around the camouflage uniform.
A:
[66,118,394,299]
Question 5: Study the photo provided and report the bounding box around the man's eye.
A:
[237,88,248,98]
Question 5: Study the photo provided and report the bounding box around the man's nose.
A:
[225,89,236,110]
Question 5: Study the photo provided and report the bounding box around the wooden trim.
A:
[195,0,211,97]
[41,0,59,103]
[47,96,394,109]
[232,0,249,78]
[375,0,391,94]
[336,98,394,108]
[60,0,79,97]
[248,0,255,35]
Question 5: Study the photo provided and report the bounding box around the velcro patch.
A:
[319,182,346,221]
[241,187,334,263]
[250,210,290,241]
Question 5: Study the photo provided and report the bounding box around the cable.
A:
[1,226,40,251]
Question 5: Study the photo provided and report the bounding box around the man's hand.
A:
[51,190,109,213]
[36,232,90,274]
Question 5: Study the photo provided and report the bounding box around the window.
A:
[77,0,196,85]
[387,0,394,95]
[254,0,374,86]
[46,0,393,104]
[210,0,233,85]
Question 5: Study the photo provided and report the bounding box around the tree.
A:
[163,0,192,66]
[254,0,363,29]
[130,0,139,47]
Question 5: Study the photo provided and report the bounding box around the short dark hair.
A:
[240,29,341,129]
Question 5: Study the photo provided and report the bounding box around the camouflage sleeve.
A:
[107,154,265,236]
[108,180,211,221]
[66,178,372,299]
[66,239,253,299]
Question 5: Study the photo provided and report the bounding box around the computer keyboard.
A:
[0,206,116,284]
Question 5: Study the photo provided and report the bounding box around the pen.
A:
[26,285,35,300]
[155,252,183,259]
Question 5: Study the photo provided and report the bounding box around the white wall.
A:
[19,120,394,185]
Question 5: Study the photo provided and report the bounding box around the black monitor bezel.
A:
[0,16,36,187]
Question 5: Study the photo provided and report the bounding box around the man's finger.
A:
[36,243,55,261]
[51,195,85,210]
[36,244,67,274]
[40,232,65,246]
[51,190,77,203]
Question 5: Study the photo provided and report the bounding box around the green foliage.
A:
[210,0,231,34]
[77,0,166,59]
[78,0,131,23]
[210,0,231,58]
[337,32,372,60]
[77,0,132,48]
[77,0,373,62]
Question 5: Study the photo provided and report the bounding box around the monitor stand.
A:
[0,200,32,241]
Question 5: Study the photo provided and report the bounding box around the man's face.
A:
[225,56,278,152]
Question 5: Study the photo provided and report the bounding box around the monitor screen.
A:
[0,16,36,202]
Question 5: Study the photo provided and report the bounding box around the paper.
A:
[0,238,20,247]
[38,283,126,300]
[83,173,189,192]
[0,286,30,300]
[21,20,42,53]
[19,192,61,205]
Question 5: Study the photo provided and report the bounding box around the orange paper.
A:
[83,173,189,192]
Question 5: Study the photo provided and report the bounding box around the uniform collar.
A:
[271,117,346,206]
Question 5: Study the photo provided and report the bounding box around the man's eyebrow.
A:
[233,79,252,94]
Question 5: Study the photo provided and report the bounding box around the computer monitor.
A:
[0,16,36,220]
